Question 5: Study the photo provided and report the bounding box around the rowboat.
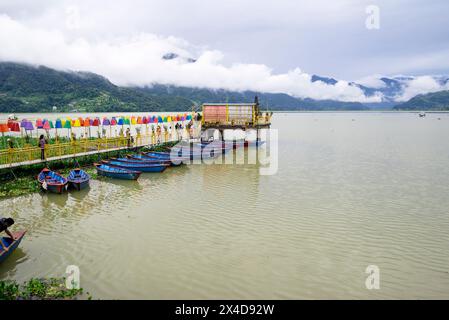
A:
[38,168,68,194]
[67,169,90,191]
[0,230,26,264]
[131,153,185,166]
[94,163,141,180]
[113,156,171,166]
[101,160,168,173]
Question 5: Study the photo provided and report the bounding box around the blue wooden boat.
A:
[101,160,168,173]
[131,153,185,166]
[144,151,173,158]
[67,169,90,191]
[38,168,68,194]
[94,163,141,180]
[114,156,171,166]
[0,230,26,264]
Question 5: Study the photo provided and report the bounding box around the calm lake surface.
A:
[1,112,449,299]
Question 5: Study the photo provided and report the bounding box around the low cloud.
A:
[395,76,449,102]
[0,14,383,103]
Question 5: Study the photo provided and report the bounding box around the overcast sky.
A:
[1,0,448,101]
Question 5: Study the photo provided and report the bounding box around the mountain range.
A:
[0,62,448,113]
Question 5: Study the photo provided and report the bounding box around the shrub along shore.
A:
[0,141,177,198]
[0,277,89,300]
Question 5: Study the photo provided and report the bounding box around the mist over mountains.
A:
[0,62,448,113]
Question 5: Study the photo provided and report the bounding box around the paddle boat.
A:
[101,160,168,173]
[37,169,68,194]
[94,163,141,180]
[67,168,90,191]
[0,230,26,264]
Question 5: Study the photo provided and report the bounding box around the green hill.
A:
[0,62,368,113]
[0,62,193,112]
[394,90,449,110]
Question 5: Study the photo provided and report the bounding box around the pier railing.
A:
[0,131,186,168]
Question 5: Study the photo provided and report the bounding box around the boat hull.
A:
[94,163,141,180]
[68,180,90,191]
[0,230,26,264]
[102,160,168,173]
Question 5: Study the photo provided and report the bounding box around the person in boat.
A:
[39,134,46,160]
[0,217,16,252]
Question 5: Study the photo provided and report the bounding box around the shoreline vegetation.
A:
[0,141,176,198]
[0,278,88,300]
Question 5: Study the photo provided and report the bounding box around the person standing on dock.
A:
[39,134,46,160]
[126,128,133,148]
[0,217,16,252]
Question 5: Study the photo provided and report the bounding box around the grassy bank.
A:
[0,141,178,198]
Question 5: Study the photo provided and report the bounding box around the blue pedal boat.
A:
[38,168,68,194]
[0,230,26,264]
[102,160,168,173]
[94,163,141,180]
[67,169,90,191]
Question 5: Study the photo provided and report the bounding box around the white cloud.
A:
[0,14,384,102]
[395,76,449,102]
[355,75,387,89]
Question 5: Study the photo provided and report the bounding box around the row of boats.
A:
[37,140,265,193]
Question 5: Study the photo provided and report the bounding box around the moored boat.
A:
[114,156,171,166]
[101,160,168,173]
[0,230,26,264]
[37,169,68,194]
[131,153,185,166]
[67,169,90,191]
[94,163,141,180]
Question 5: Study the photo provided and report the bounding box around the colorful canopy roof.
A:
[55,119,63,129]
[21,120,34,131]
[0,123,9,133]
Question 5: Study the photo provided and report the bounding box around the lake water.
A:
[1,112,449,299]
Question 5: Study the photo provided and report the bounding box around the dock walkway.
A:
[0,133,178,170]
